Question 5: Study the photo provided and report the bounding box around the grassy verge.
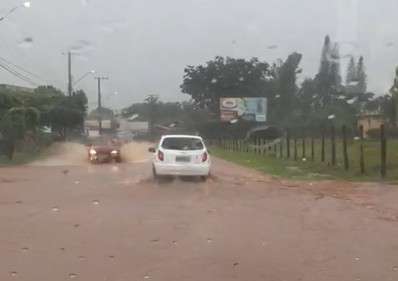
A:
[212,139,398,183]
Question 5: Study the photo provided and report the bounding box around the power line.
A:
[0,56,44,81]
[0,62,38,86]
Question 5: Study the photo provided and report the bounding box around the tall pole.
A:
[95,76,109,135]
[68,51,73,97]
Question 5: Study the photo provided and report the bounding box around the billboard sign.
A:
[220,97,267,123]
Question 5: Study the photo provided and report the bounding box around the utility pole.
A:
[67,51,73,97]
[95,76,109,135]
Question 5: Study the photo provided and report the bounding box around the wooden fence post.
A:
[359,125,365,174]
[286,129,290,159]
[342,125,349,171]
[321,129,325,162]
[311,137,315,161]
[381,124,387,178]
[302,137,306,160]
[331,125,336,166]
[294,138,298,161]
[279,139,283,159]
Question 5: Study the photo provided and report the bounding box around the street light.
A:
[0,1,31,22]
[73,70,95,86]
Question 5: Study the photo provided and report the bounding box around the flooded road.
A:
[1,153,398,281]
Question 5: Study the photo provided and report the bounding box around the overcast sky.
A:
[1,0,398,109]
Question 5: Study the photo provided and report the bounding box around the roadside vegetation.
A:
[0,86,88,162]
[212,139,398,183]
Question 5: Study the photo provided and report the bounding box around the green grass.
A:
[212,139,398,183]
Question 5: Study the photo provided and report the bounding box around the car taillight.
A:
[158,150,164,161]
[202,152,208,162]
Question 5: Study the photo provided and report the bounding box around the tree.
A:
[181,56,273,113]
[269,52,302,125]
[145,94,159,134]
[1,106,40,159]
[315,35,342,108]
[49,91,88,138]
[389,67,398,126]
[346,56,357,85]
[357,56,367,94]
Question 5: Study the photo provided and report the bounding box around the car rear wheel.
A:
[200,176,208,182]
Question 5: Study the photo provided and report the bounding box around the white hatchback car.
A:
[149,135,211,179]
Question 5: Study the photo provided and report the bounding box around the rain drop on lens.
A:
[69,273,78,279]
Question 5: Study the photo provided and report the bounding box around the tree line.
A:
[180,35,398,134]
[0,85,88,159]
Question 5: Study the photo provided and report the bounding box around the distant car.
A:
[149,135,211,180]
[88,140,122,163]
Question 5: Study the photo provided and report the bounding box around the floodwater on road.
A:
[1,154,398,281]
[29,141,152,166]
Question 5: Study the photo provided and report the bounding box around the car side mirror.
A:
[148,147,156,153]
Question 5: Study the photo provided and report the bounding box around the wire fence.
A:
[210,124,395,179]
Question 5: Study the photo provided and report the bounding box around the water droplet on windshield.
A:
[52,207,60,212]
[10,271,17,277]
[21,247,29,252]
[239,77,244,82]
[74,180,80,185]
[144,275,151,279]
[393,265,398,271]
[69,273,78,279]
[92,200,100,206]
[18,37,34,49]
[81,0,90,6]
[207,238,213,243]
[267,45,278,50]
[211,78,218,84]
[354,257,360,262]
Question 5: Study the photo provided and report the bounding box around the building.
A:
[357,112,385,137]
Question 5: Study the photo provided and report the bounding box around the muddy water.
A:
[120,142,152,163]
[30,142,152,166]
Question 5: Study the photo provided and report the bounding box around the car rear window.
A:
[161,138,204,151]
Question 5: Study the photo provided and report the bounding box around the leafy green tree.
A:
[1,106,40,159]
[49,91,88,137]
[181,56,273,113]
[269,52,302,125]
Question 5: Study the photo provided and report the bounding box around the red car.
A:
[88,140,122,163]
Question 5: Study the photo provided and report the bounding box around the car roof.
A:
[161,135,203,140]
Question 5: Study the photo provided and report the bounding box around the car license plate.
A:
[176,156,190,162]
